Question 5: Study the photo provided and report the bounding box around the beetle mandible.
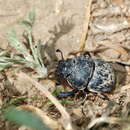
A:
[55,50,116,97]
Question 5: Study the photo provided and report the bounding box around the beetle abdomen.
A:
[87,59,116,93]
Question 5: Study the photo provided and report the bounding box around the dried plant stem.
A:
[121,84,130,91]
[96,40,129,61]
[88,116,126,129]
[18,72,74,130]
[79,0,92,51]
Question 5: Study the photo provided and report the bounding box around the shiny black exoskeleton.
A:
[55,54,116,97]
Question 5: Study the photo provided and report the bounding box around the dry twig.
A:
[87,116,124,129]
[96,40,129,61]
[79,0,92,51]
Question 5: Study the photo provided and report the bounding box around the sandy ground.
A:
[0,0,85,55]
[1,0,130,130]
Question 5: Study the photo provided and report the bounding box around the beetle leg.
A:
[68,50,91,58]
[57,89,78,98]
[97,93,110,101]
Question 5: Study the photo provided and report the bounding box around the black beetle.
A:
[55,50,116,97]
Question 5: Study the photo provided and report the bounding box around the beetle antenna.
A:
[56,49,64,60]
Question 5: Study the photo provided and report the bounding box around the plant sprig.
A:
[0,10,47,78]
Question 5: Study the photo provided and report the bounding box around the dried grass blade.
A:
[18,72,74,130]
[79,0,92,51]
[97,40,129,61]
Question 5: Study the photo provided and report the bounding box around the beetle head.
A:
[55,49,72,78]
[55,59,72,78]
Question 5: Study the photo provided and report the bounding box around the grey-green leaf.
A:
[4,107,50,130]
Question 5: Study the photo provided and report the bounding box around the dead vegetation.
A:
[1,0,130,130]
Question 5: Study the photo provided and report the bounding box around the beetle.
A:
[55,49,116,98]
